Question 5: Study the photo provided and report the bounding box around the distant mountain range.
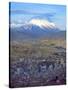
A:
[10,19,66,41]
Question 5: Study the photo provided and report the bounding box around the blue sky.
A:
[10,2,66,30]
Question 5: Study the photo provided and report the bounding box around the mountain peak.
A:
[29,19,56,29]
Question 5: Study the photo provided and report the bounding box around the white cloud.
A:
[10,23,23,28]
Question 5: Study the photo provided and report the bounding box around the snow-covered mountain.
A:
[10,19,66,41]
[11,19,57,30]
[29,19,56,29]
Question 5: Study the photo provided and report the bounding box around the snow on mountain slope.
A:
[29,19,56,29]
[10,19,65,41]
[10,19,57,30]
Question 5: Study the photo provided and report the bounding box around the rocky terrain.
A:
[9,39,66,88]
